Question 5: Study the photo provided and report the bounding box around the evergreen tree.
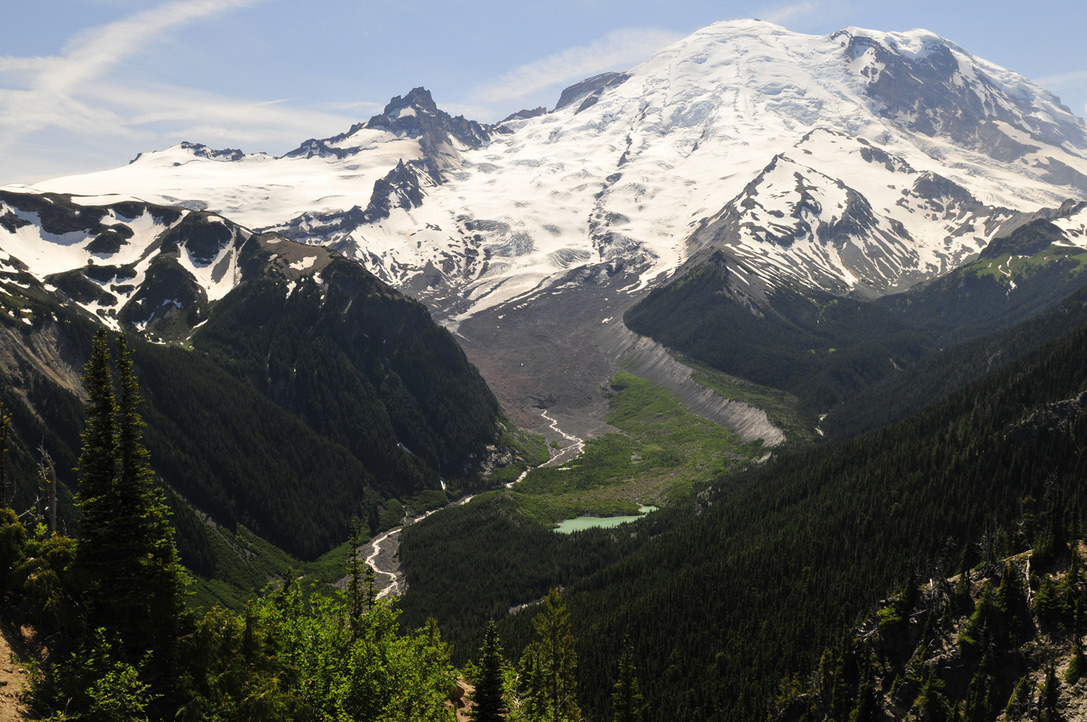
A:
[74,331,185,678]
[611,641,643,722]
[365,562,377,610]
[1038,665,1061,722]
[116,334,185,671]
[521,587,581,722]
[1004,676,1033,719]
[76,328,119,576]
[470,620,509,721]
[962,654,998,722]
[848,644,877,722]
[912,665,952,722]
[1065,639,1085,685]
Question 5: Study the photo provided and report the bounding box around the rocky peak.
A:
[377,86,441,118]
[553,72,629,112]
[363,86,491,152]
[178,141,246,162]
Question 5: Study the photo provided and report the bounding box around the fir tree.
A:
[611,641,644,722]
[470,620,509,721]
[74,331,185,678]
[521,587,581,722]
[365,563,376,610]
[75,328,119,575]
[1038,665,1061,722]
[115,334,185,669]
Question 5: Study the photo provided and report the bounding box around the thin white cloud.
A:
[757,1,820,26]
[0,0,271,160]
[441,103,502,121]
[88,81,344,131]
[1036,69,1087,88]
[472,27,684,106]
[3,0,265,93]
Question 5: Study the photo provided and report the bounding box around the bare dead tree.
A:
[38,441,57,533]
[0,401,10,508]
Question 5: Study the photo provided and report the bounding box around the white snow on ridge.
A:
[0,202,173,278]
[1052,207,1087,245]
[34,134,425,230]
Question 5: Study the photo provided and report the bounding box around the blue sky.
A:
[3,0,1087,185]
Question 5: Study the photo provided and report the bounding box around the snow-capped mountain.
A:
[9,19,1087,436]
[25,21,1087,319]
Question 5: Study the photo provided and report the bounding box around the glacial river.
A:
[362,409,587,598]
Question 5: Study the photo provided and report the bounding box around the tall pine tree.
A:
[75,328,118,571]
[611,641,643,722]
[470,620,509,721]
[75,330,185,677]
[521,587,581,722]
[116,334,185,668]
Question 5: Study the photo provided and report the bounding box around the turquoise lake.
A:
[553,506,658,534]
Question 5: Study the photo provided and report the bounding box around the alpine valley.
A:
[4,18,1087,722]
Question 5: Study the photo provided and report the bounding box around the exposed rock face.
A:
[362,160,429,220]
[302,86,492,174]
[553,72,630,111]
[683,131,1021,299]
[365,87,492,151]
[282,138,352,160]
[499,107,548,124]
[1006,390,1087,441]
[836,29,1087,165]
[601,324,785,445]
[176,141,246,162]
[0,190,333,340]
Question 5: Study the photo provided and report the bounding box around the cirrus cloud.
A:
[0,0,361,184]
[471,27,685,106]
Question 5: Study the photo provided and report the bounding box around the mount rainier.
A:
[8,18,1087,438]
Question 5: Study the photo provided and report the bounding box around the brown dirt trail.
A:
[0,626,28,722]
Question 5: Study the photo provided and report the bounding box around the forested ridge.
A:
[0,248,508,571]
[623,253,935,416]
[774,538,1087,721]
[822,280,1087,440]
